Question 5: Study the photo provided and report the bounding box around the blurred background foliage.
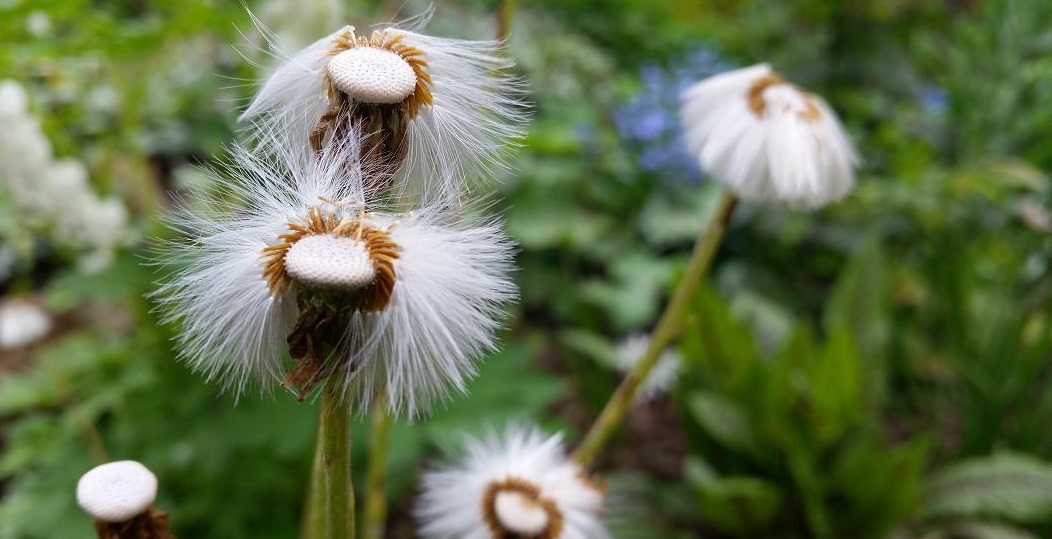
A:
[1,0,1051,538]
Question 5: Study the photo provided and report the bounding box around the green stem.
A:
[496,0,518,41]
[572,191,738,465]
[362,397,393,539]
[319,381,354,539]
[300,420,326,539]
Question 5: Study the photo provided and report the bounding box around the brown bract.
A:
[260,205,398,311]
[746,73,822,122]
[92,507,175,539]
[260,206,400,399]
[481,477,565,539]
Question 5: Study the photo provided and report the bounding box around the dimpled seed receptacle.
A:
[76,461,158,523]
[494,490,551,536]
[283,234,377,292]
[327,47,418,104]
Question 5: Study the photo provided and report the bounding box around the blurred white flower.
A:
[680,64,858,209]
[614,334,681,401]
[416,424,609,539]
[0,299,51,349]
[0,80,129,270]
[240,13,526,207]
[153,136,516,418]
[76,460,158,523]
[26,11,51,38]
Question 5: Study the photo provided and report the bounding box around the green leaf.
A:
[922,452,1052,524]
[808,330,865,446]
[823,234,891,367]
[687,392,758,455]
[681,284,759,387]
[0,370,63,416]
[638,182,723,246]
[924,521,1042,539]
[557,328,617,368]
[694,475,783,535]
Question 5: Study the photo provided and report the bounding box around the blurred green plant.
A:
[677,285,927,539]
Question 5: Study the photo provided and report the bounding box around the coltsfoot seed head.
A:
[327,47,418,104]
[76,460,158,523]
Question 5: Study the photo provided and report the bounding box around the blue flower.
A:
[614,47,731,181]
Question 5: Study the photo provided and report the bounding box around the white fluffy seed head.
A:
[283,234,376,291]
[416,424,610,539]
[240,21,528,209]
[327,47,418,104]
[494,490,550,535]
[76,461,158,523]
[680,63,859,210]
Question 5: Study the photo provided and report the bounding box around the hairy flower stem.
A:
[300,424,326,539]
[572,191,738,465]
[318,380,354,539]
[362,396,393,539]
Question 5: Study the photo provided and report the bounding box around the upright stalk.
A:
[318,380,354,539]
[496,0,518,41]
[362,396,393,539]
[572,191,738,465]
[300,421,326,539]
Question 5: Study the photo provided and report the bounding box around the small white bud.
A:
[76,460,158,523]
[327,47,418,104]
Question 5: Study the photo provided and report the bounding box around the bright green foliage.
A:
[914,453,1052,538]
[679,285,927,539]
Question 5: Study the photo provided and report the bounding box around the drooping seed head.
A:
[76,460,158,523]
[680,64,858,209]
